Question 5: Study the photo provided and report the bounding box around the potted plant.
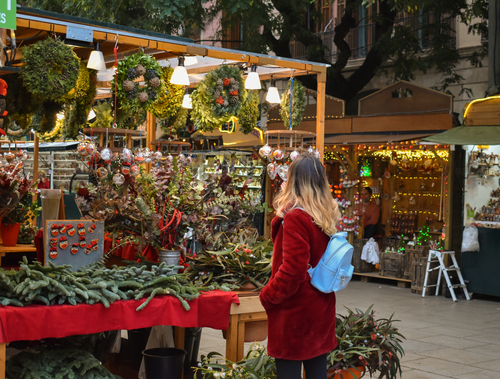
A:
[1,196,40,246]
[327,305,405,379]
[0,163,36,246]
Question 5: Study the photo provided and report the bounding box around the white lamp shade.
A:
[87,109,96,121]
[184,56,198,66]
[87,50,107,71]
[245,71,261,90]
[171,65,190,86]
[266,86,281,104]
[182,94,193,109]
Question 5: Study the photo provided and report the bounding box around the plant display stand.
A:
[0,244,37,267]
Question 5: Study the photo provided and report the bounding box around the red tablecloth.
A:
[104,237,159,261]
[0,290,239,343]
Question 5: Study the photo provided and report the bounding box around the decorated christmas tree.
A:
[417,222,430,246]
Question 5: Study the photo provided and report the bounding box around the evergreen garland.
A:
[279,79,306,129]
[112,52,162,114]
[40,116,64,142]
[237,90,260,134]
[21,37,80,101]
[149,66,184,119]
[191,64,247,132]
[90,101,114,129]
[6,348,122,379]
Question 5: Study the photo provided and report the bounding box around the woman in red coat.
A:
[259,154,340,379]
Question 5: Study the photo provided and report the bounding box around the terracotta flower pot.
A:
[1,222,21,247]
[328,366,364,379]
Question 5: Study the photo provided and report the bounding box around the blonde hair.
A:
[274,154,340,236]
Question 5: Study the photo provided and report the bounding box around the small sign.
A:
[0,0,17,30]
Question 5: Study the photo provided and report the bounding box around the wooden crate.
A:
[381,238,400,252]
[379,253,405,278]
[352,239,373,273]
[404,245,430,278]
[410,256,439,295]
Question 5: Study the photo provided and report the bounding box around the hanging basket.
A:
[279,79,306,129]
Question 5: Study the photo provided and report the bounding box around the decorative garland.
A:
[279,79,306,129]
[112,52,162,114]
[149,66,184,119]
[237,90,260,134]
[21,37,80,102]
[191,64,247,132]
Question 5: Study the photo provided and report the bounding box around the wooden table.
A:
[225,292,267,362]
[0,244,37,266]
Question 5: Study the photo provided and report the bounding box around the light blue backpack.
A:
[308,232,354,293]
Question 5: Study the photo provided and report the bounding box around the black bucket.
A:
[142,347,186,379]
[128,327,152,370]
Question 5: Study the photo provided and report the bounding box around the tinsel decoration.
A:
[191,64,247,132]
[237,90,260,134]
[279,79,306,129]
[149,66,184,119]
[21,37,80,101]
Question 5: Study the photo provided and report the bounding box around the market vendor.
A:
[38,170,50,190]
[360,187,380,238]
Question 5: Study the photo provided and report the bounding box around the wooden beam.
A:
[316,77,326,162]
[146,112,156,172]
[330,151,347,170]
[33,133,39,184]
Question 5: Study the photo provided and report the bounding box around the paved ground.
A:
[198,279,500,378]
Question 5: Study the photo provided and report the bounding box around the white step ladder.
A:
[422,250,470,301]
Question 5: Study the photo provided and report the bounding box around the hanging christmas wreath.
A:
[279,79,307,129]
[237,90,260,134]
[40,116,64,142]
[149,66,184,119]
[159,106,189,139]
[112,52,162,114]
[191,64,247,132]
[21,37,80,102]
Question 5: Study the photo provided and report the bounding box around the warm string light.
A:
[372,149,449,161]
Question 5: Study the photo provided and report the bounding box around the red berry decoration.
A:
[223,77,230,86]
[229,90,239,96]
[216,96,224,105]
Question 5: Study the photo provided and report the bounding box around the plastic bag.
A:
[461,225,480,252]
[361,237,379,264]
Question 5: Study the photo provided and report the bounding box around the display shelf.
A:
[234,165,263,168]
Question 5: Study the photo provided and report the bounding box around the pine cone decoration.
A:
[149,77,161,88]
[136,64,146,76]
[217,78,223,86]
[138,92,149,102]
[229,77,235,85]
[230,96,238,105]
[213,90,221,99]
[123,80,135,92]
[223,100,229,107]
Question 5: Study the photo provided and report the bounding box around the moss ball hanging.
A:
[237,90,260,134]
[191,64,246,132]
[21,37,80,102]
[149,66,184,119]
[280,79,306,129]
[112,52,162,114]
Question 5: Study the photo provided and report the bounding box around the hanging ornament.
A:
[4,152,15,163]
[100,148,112,161]
[273,148,284,161]
[121,148,133,163]
[178,154,186,166]
[278,165,289,181]
[165,154,174,165]
[185,154,193,165]
[154,151,163,161]
[307,146,314,155]
[86,142,97,156]
[135,150,145,163]
[130,165,140,176]
[96,167,108,179]
[77,141,89,156]
[144,148,152,163]
[112,173,125,186]
[267,163,277,180]
[122,164,131,175]
[290,149,300,161]
[313,148,321,160]
[259,144,272,158]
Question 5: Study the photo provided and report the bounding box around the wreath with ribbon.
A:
[21,37,80,102]
[191,64,247,132]
[112,52,162,114]
[237,90,260,134]
[279,79,306,129]
[149,66,184,119]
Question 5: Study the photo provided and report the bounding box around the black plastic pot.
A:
[128,327,152,370]
[142,348,186,379]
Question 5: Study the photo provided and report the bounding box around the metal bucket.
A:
[158,250,181,275]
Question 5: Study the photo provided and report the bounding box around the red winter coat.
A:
[259,208,337,360]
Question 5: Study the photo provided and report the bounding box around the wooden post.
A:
[146,112,156,172]
[0,29,6,67]
[33,133,39,184]
[444,152,453,251]
[263,174,274,240]
[316,73,326,162]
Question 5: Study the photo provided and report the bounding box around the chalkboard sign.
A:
[44,220,104,271]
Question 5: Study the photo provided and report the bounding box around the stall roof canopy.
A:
[421,126,500,145]
[10,7,330,88]
[324,133,434,145]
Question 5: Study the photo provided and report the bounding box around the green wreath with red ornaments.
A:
[112,52,162,114]
[280,79,306,129]
[191,64,247,132]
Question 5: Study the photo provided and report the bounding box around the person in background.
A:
[38,170,50,190]
[259,154,340,379]
[360,186,380,239]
